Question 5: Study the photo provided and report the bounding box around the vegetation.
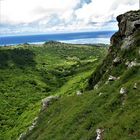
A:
[23,43,140,140]
[23,28,140,140]
[0,42,107,140]
[1,34,140,140]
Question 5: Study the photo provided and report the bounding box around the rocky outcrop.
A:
[89,10,140,89]
[117,11,140,37]
[111,10,140,48]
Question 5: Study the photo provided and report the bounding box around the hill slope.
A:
[22,10,140,140]
[0,43,107,140]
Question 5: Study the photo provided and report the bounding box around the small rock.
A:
[28,117,38,131]
[127,60,140,68]
[76,90,82,96]
[94,84,99,90]
[42,96,59,110]
[29,125,35,131]
[133,83,137,89]
[120,87,127,94]
[96,128,104,140]
[99,93,103,96]
[128,61,137,68]
[18,133,26,140]
[125,61,130,66]
[113,57,121,64]
[105,81,109,85]
[108,75,117,81]
[117,77,121,80]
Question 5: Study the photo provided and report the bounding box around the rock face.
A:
[117,11,140,37]
[111,10,140,48]
[89,10,140,89]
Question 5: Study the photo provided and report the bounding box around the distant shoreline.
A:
[0,39,110,47]
[0,31,114,46]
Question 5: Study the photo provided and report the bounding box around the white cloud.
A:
[75,0,138,23]
[0,0,139,35]
[0,0,80,24]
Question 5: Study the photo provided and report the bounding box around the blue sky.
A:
[0,0,138,35]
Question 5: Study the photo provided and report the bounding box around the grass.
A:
[0,42,107,140]
[1,40,139,140]
[24,62,140,140]
[23,41,140,140]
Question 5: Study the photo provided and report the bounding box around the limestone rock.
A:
[18,133,26,140]
[28,117,38,131]
[94,84,99,90]
[76,90,82,96]
[99,92,103,96]
[120,87,127,94]
[125,59,140,68]
[133,83,137,89]
[111,10,140,48]
[108,75,117,81]
[113,57,121,64]
[105,81,109,85]
[117,11,140,37]
[96,128,104,140]
[125,61,130,66]
[42,96,59,110]
[128,61,140,68]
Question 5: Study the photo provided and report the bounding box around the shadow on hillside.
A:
[0,48,36,69]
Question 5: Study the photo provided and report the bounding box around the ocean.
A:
[0,31,115,46]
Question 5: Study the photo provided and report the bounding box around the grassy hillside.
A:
[0,42,107,140]
[22,11,140,140]
[22,44,140,140]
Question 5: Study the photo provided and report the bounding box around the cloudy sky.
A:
[0,0,139,35]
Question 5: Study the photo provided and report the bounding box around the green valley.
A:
[0,42,107,140]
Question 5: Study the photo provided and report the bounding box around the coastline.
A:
[0,38,110,46]
[0,31,114,46]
